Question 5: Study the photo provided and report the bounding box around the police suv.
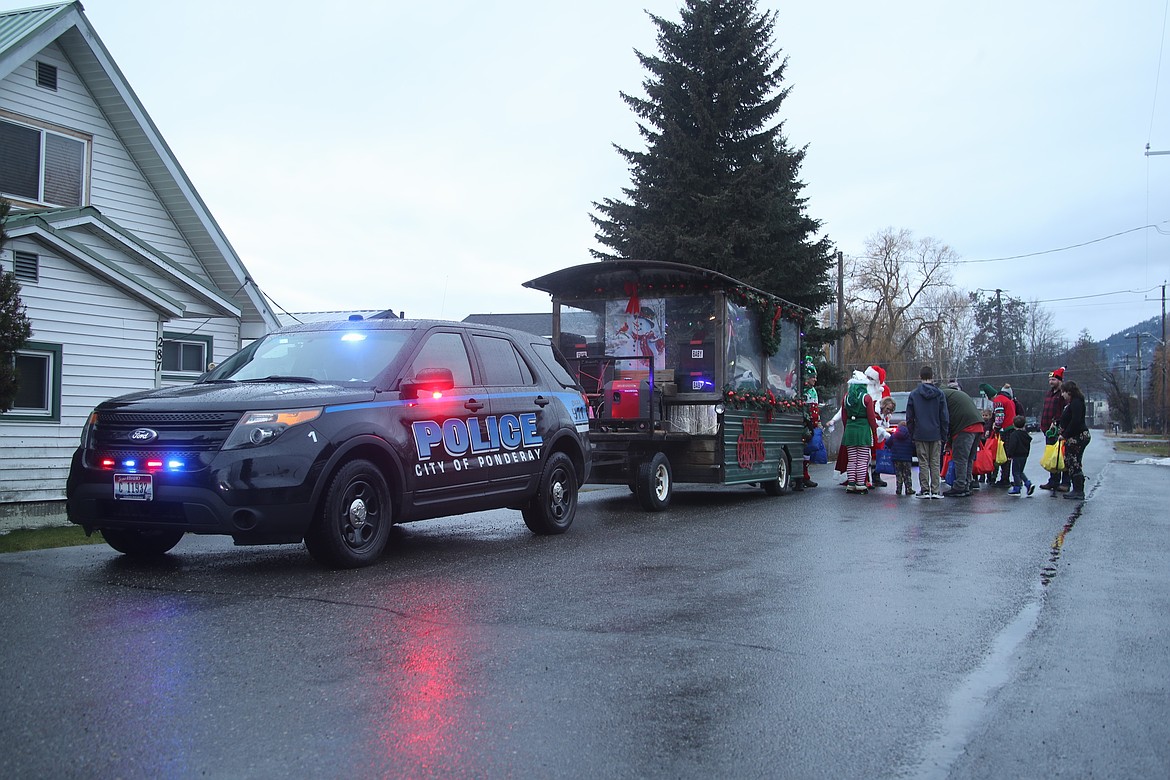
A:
[66,319,592,568]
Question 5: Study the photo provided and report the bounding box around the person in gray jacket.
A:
[906,365,950,498]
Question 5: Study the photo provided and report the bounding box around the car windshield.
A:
[217,329,413,383]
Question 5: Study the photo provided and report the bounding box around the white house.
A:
[0,1,280,526]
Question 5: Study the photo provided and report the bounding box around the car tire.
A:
[304,459,392,569]
[522,451,578,535]
[763,450,791,496]
[100,527,184,557]
[636,452,672,512]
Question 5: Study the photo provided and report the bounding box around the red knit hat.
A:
[1049,367,1065,380]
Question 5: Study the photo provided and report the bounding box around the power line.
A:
[948,223,1168,264]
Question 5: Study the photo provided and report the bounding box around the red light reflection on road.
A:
[371,585,479,775]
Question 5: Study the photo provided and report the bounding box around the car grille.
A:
[92,411,240,452]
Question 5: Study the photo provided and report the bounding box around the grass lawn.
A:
[0,526,104,554]
[1113,439,1170,458]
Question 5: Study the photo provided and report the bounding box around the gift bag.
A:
[940,451,954,485]
[806,427,828,464]
[874,448,895,475]
[974,436,997,476]
[1041,440,1065,473]
[995,436,1008,466]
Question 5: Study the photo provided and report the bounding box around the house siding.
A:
[1,17,271,514]
[0,242,159,503]
[0,43,210,280]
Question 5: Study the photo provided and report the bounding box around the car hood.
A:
[96,381,379,413]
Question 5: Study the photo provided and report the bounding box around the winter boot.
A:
[1062,475,1086,500]
[871,467,887,488]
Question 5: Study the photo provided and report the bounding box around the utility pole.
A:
[1128,332,1145,431]
[1162,282,1167,435]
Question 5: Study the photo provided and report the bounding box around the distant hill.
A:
[1098,315,1164,368]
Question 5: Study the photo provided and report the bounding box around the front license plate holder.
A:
[114,473,153,501]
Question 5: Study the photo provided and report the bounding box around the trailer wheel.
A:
[636,452,672,511]
[763,451,791,496]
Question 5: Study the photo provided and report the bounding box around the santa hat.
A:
[874,365,886,384]
[1049,367,1065,380]
[864,366,881,384]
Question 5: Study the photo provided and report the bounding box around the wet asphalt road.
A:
[1,443,1168,779]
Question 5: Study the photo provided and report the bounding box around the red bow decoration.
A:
[624,282,640,315]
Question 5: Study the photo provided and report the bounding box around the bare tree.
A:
[841,228,957,388]
[914,288,975,385]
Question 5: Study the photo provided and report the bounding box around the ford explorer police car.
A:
[65,319,592,568]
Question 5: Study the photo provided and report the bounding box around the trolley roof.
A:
[523,260,808,316]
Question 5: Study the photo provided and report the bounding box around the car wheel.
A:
[636,452,672,511]
[100,528,184,557]
[763,451,791,496]
[305,459,392,569]
[522,451,578,535]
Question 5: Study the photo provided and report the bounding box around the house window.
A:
[1,342,62,423]
[0,117,87,207]
[161,332,212,377]
[13,251,38,283]
[36,61,58,91]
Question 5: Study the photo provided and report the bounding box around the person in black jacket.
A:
[1004,415,1035,495]
[1058,380,1091,500]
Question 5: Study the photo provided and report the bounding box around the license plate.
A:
[114,473,153,501]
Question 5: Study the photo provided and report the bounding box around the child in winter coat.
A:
[1004,414,1035,495]
[977,408,995,483]
[888,423,917,496]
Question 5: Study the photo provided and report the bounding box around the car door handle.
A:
[465,399,484,412]
[534,396,550,407]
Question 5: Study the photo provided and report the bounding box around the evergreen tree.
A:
[0,199,34,413]
[591,0,835,316]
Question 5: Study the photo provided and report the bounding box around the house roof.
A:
[0,1,280,330]
[5,206,242,317]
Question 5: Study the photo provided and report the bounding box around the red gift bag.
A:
[974,435,997,476]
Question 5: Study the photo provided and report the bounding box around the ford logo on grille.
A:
[128,428,158,443]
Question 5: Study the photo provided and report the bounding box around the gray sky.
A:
[19,0,1170,341]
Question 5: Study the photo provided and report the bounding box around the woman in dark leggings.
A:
[1058,381,1090,500]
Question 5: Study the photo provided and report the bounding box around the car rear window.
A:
[531,341,580,389]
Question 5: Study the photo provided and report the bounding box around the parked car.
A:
[66,319,592,568]
[887,391,911,428]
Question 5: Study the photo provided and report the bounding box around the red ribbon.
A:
[624,282,640,315]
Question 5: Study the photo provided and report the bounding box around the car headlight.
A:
[222,407,322,450]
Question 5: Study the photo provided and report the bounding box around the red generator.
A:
[604,379,642,419]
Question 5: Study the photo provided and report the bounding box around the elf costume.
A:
[799,357,820,488]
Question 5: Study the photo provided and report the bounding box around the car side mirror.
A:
[402,367,456,399]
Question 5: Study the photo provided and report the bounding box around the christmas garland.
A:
[727,287,803,356]
[723,386,805,414]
